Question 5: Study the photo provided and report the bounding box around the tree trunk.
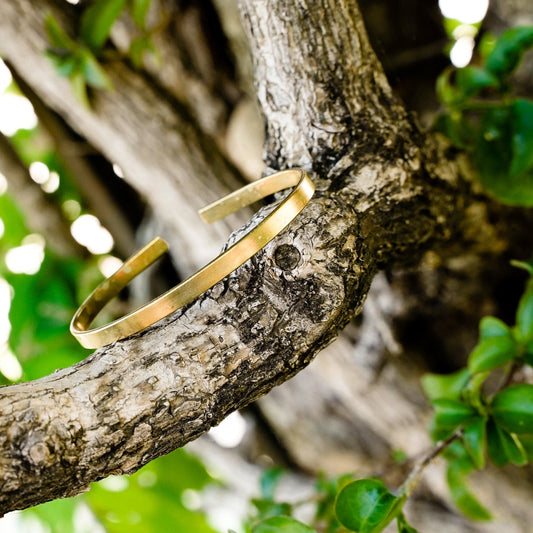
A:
[0,0,532,530]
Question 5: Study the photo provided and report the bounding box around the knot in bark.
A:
[274,244,301,271]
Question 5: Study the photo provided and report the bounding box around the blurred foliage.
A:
[17,448,217,533]
[45,0,159,105]
[436,26,533,205]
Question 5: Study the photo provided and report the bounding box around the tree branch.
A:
[0,0,467,515]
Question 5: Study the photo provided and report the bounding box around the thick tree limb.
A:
[0,0,469,515]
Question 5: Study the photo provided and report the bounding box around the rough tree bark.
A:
[0,0,531,530]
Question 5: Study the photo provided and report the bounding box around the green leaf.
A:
[446,460,491,521]
[467,334,517,374]
[462,416,486,469]
[129,35,156,68]
[486,26,533,80]
[462,371,489,409]
[486,419,527,466]
[473,105,533,206]
[455,66,498,99]
[434,112,474,149]
[478,32,497,59]
[252,516,315,533]
[260,467,285,500]
[131,0,152,29]
[80,0,128,50]
[335,479,400,533]
[396,513,419,533]
[436,68,461,106]
[69,71,90,107]
[252,499,292,521]
[421,369,470,401]
[517,285,533,342]
[510,99,533,177]
[48,53,79,78]
[45,14,77,51]
[432,399,476,430]
[511,259,533,277]
[491,384,533,434]
[80,50,113,89]
[479,316,510,340]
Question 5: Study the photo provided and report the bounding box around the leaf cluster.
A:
[421,265,533,520]
[436,27,533,205]
[45,0,156,105]
[241,469,419,533]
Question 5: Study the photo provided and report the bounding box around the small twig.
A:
[400,428,464,499]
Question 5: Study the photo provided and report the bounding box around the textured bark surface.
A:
[0,0,531,528]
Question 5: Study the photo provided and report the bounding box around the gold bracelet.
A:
[70,169,314,348]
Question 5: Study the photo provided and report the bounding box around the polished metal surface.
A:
[71,169,314,348]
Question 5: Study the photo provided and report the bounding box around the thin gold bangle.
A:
[70,169,314,349]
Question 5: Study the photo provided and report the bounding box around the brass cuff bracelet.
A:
[70,169,314,349]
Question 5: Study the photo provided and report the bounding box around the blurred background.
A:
[0,0,532,531]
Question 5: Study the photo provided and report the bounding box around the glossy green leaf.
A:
[335,479,399,533]
[486,419,527,466]
[260,467,285,500]
[479,316,510,340]
[421,369,470,401]
[446,460,491,521]
[467,334,517,374]
[80,0,128,50]
[510,99,533,177]
[455,66,498,99]
[432,399,476,430]
[131,0,152,28]
[396,513,419,533]
[252,516,315,533]
[462,416,486,469]
[491,384,533,434]
[486,26,533,79]
[516,284,533,342]
[45,14,77,51]
[80,50,113,89]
